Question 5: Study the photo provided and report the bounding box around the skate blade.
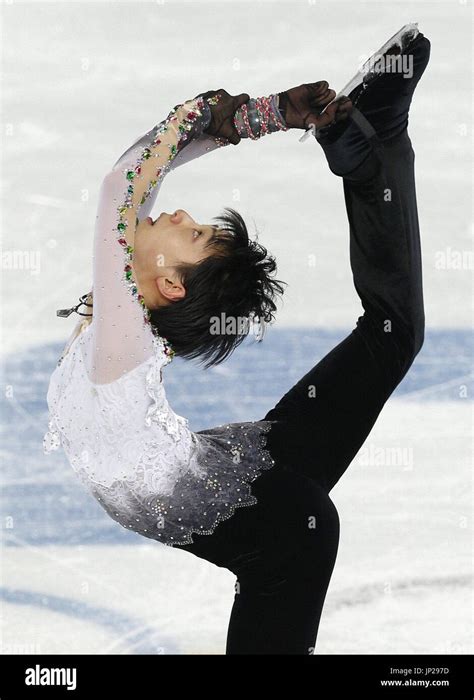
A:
[321,22,420,113]
[299,22,420,143]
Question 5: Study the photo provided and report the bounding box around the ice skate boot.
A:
[314,23,431,176]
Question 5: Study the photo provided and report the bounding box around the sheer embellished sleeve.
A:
[86,96,228,385]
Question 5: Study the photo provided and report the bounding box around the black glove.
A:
[195,89,250,145]
[277,81,351,130]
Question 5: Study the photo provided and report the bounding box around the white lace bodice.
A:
[44,322,198,490]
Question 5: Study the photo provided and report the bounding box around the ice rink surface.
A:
[1,1,472,654]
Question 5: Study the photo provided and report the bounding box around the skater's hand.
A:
[195,88,250,145]
[278,81,352,130]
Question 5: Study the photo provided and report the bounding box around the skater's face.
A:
[133,209,229,307]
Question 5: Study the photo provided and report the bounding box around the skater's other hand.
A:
[195,88,250,145]
[278,82,352,130]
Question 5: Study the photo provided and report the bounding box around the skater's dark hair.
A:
[149,207,286,368]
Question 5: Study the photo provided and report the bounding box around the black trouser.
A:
[176,127,425,654]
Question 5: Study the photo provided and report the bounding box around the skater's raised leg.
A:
[262,32,431,492]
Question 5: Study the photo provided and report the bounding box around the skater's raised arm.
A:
[88,93,236,385]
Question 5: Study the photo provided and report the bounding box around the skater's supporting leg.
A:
[178,466,340,654]
[224,470,340,654]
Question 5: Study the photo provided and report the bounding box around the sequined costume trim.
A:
[116,96,220,362]
[86,420,277,547]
